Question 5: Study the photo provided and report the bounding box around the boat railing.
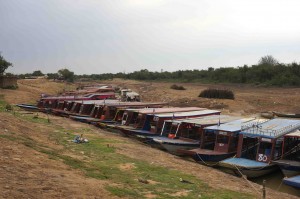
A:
[241,120,268,131]
[242,123,300,138]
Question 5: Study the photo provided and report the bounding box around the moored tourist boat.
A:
[178,118,267,166]
[273,130,300,177]
[127,109,221,138]
[219,118,300,178]
[152,115,239,155]
[114,107,207,135]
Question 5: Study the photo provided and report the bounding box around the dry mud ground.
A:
[0,79,299,199]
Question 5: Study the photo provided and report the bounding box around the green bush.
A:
[199,88,234,100]
[170,84,186,90]
[3,85,18,90]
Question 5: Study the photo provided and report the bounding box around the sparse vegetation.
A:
[0,53,12,75]
[2,84,18,90]
[199,88,235,100]
[170,84,186,90]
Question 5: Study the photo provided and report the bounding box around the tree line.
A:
[76,56,300,86]
[1,54,300,86]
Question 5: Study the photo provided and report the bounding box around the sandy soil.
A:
[0,79,299,199]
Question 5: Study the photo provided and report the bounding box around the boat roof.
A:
[105,102,166,107]
[132,107,206,114]
[204,118,266,132]
[152,109,220,118]
[41,92,115,100]
[63,99,120,104]
[241,118,300,139]
[284,129,300,138]
[164,115,240,126]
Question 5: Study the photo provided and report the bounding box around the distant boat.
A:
[273,112,300,118]
[260,112,275,119]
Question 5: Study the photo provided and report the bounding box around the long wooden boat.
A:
[283,175,300,189]
[37,93,116,109]
[114,107,207,133]
[125,110,221,138]
[219,119,300,178]
[273,112,300,118]
[260,112,275,119]
[273,130,300,177]
[151,115,239,155]
[178,118,267,166]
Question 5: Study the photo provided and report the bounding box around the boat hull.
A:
[283,175,300,189]
[220,158,279,178]
[153,138,200,156]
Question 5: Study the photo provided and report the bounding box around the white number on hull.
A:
[258,154,268,162]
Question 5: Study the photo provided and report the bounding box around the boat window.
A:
[217,135,229,144]
[178,125,200,140]
[283,136,300,160]
[161,122,172,136]
[202,130,216,150]
[241,137,258,160]
[258,142,272,155]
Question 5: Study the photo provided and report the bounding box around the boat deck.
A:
[189,148,229,155]
[153,137,199,144]
[221,158,268,167]
[130,129,157,136]
[273,159,300,166]
[70,116,100,122]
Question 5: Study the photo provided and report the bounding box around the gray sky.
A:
[1,0,300,75]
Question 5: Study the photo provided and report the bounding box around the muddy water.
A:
[251,170,300,197]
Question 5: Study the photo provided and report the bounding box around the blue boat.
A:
[273,130,300,177]
[283,175,300,189]
[219,118,300,178]
[179,118,267,165]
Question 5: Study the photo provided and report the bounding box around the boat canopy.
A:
[284,129,300,138]
[204,118,266,133]
[152,109,220,118]
[240,118,300,139]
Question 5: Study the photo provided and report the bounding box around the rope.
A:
[276,180,283,191]
[195,153,220,167]
[233,164,261,195]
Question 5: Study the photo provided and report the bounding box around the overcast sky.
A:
[1,0,300,74]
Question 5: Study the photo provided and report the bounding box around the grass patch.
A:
[0,107,253,199]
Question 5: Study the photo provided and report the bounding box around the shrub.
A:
[199,88,234,100]
[3,85,18,90]
[170,84,186,90]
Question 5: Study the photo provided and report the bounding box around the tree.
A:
[258,55,279,66]
[47,73,59,79]
[0,53,12,75]
[32,70,44,76]
[58,68,74,82]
